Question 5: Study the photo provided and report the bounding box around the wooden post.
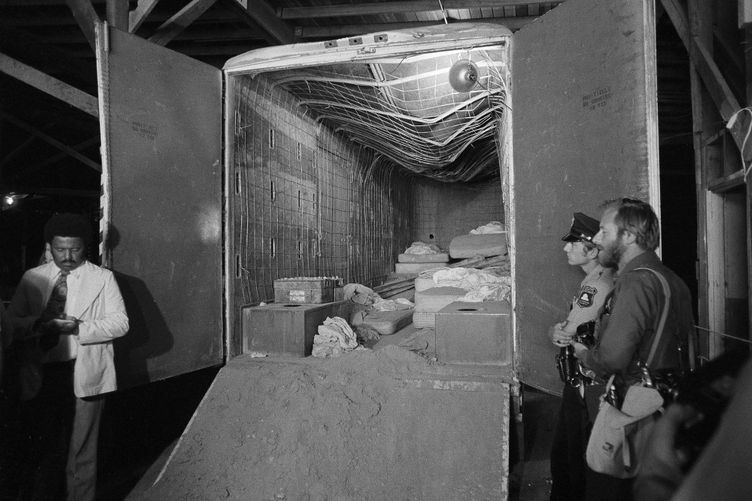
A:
[688,0,722,359]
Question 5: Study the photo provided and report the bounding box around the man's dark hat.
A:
[561,212,600,242]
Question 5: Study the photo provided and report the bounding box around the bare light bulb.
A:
[448,59,480,93]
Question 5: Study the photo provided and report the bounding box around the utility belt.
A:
[555,320,597,388]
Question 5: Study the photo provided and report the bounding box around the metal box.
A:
[242,301,351,357]
[435,301,512,365]
[273,277,339,304]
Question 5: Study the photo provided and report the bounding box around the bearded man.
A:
[572,198,695,501]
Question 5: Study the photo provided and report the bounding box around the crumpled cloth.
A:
[404,241,442,255]
[423,267,512,302]
[342,283,382,306]
[469,221,505,234]
[372,297,414,311]
[312,317,358,358]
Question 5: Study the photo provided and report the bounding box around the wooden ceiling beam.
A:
[129,0,161,33]
[148,0,219,46]
[65,0,100,51]
[0,52,98,117]
[20,136,101,179]
[280,0,561,19]
[226,0,294,44]
[660,0,746,151]
[106,0,129,31]
[295,17,535,39]
[0,111,101,172]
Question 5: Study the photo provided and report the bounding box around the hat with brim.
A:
[562,212,600,242]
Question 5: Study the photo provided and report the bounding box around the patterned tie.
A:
[46,270,70,319]
[39,270,70,351]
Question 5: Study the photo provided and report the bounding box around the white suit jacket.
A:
[8,260,129,397]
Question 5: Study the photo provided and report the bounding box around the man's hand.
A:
[572,342,589,359]
[44,315,80,335]
[550,322,574,347]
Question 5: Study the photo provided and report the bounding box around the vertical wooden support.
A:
[688,0,723,359]
[106,0,129,31]
[746,23,752,341]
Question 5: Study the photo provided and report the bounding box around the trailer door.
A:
[512,0,659,393]
[95,24,223,388]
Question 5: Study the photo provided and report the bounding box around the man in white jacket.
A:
[7,213,129,500]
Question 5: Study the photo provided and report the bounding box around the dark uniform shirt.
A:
[583,251,694,384]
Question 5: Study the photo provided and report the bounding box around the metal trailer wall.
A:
[229,74,414,338]
[412,177,504,251]
[228,74,506,348]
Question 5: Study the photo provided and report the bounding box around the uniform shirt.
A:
[583,251,694,384]
[45,264,82,363]
[565,264,615,328]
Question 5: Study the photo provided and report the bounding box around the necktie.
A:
[39,270,69,351]
[46,270,70,319]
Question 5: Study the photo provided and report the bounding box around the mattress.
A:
[395,262,447,275]
[397,253,450,263]
[352,309,414,335]
[448,233,507,259]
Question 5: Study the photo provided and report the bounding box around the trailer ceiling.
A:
[0,0,690,195]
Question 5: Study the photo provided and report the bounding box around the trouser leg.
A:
[550,384,588,501]
[66,395,104,501]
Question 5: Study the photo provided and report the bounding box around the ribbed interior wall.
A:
[411,177,504,250]
[230,75,414,310]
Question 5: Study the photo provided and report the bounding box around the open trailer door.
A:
[511,0,659,393]
[95,24,224,388]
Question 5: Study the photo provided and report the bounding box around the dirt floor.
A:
[2,348,559,501]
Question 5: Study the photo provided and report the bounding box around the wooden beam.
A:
[0,112,102,173]
[7,187,101,198]
[661,0,747,152]
[129,0,161,33]
[280,0,562,19]
[19,136,100,178]
[0,52,98,117]
[106,0,129,31]
[227,0,294,44]
[148,0,218,46]
[0,136,37,169]
[65,0,100,52]
[295,17,536,39]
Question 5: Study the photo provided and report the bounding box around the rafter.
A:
[226,0,294,44]
[0,112,102,172]
[295,17,536,39]
[129,0,161,33]
[0,52,98,117]
[21,136,101,178]
[65,0,100,51]
[280,0,562,19]
[148,0,219,46]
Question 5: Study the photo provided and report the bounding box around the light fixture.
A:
[448,59,480,93]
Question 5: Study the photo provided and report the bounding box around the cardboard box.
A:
[435,301,512,365]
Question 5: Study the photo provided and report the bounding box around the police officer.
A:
[550,212,615,501]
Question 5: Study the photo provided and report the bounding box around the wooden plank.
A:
[227,0,294,44]
[0,111,101,172]
[106,0,129,30]
[280,0,562,19]
[65,0,100,51]
[148,0,218,46]
[18,136,100,178]
[707,168,745,193]
[0,52,98,117]
[661,0,748,156]
[295,17,535,39]
[745,23,752,341]
[688,0,719,359]
[129,0,160,33]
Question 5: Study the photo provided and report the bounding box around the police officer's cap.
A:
[561,212,600,242]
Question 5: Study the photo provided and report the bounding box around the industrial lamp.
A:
[448,59,480,93]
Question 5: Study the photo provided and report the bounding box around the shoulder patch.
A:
[576,285,597,308]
